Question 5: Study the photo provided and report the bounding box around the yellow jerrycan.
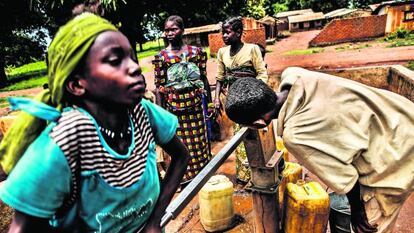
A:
[284,180,330,233]
[279,162,302,214]
[276,137,289,161]
[199,175,234,232]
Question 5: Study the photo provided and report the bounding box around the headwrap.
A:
[0,13,118,174]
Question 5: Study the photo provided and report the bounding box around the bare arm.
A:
[154,87,162,107]
[201,74,212,103]
[214,80,223,114]
[142,135,190,233]
[346,181,377,233]
[8,211,53,233]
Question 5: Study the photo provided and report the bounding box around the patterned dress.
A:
[152,45,211,184]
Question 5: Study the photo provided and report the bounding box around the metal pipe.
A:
[161,127,249,227]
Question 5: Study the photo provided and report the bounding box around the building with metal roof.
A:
[288,12,325,32]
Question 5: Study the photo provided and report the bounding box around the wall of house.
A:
[386,4,414,33]
[243,17,263,30]
[183,33,211,47]
[208,28,266,55]
[289,20,323,32]
[309,15,387,47]
[277,22,289,32]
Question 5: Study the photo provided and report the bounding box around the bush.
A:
[5,61,47,84]
[406,61,414,71]
[396,28,411,38]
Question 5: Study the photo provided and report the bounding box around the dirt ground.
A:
[1,30,414,232]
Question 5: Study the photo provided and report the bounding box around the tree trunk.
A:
[0,55,8,88]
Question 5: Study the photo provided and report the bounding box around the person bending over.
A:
[225,67,414,233]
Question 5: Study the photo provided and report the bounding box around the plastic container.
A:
[276,137,289,162]
[199,175,235,232]
[329,192,351,233]
[284,180,330,233]
[279,162,303,215]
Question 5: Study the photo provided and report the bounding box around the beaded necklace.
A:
[98,125,132,139]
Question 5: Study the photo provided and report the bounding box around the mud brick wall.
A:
[324,66,390,90]
[309,15,387,47]
[388,65,414,102]
[208,28,266,55]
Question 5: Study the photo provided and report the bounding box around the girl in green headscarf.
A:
[0,13,189,233]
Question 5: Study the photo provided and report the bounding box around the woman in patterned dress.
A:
[152,15,213,186]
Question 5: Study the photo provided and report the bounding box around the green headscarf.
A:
[0,13,118,174]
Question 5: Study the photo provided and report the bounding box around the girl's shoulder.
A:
[49,108,96,143]
[218,45,231,56]
[243,43,259,51]
[55,108,93,128]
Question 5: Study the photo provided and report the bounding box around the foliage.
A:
[0,97,11,109]
[267,0,384,14]
[5,61,47,80]
[283,48,324,56]
[243,0,266,19]
[0,76,48,92]
[406,61,414,71]
[272,3,288,14]
[383,28,414,47]
[4,30,47,67]
[396,28,412,39]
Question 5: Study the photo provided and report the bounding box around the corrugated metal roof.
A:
[324,8,357,19]
[372,0,414,14]
[369,3,381,11]
[275,9,314,18]
[258,15,276,25]
[288,12,325,23]
[182,24,221,35]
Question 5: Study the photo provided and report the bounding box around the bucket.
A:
[329,192,351,233]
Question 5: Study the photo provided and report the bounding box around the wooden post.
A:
[244,123,281,233]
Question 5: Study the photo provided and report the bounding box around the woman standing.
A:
[152,15,213,186]
[214,16,268,184]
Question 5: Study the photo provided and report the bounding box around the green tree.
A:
[0,0,261,88]
[272,2,288,15]
[0,0,80,87]
[243,0,266,19]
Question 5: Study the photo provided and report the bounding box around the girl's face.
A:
[80,31,145,106]
[164,20,183,44]
[222,23,240,45]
